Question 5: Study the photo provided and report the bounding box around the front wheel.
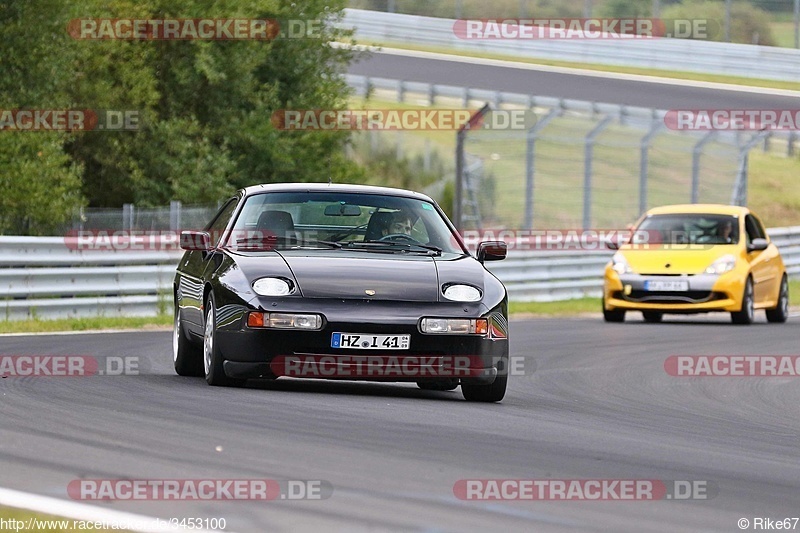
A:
[204,294,246,387]
[766,276,789,323]
[173,302,203,376]
[602,297,625,323]
[642,311,663,323]
[731,277,755,325]
[462,374,507,402]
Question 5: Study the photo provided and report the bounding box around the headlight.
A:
[247,312,322,330]
[252,278,292,296]
[611,252,632,275]
[443,284,482,302]
[704,254,736,275]
[420,318,488,335]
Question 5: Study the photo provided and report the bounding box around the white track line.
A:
[0,487,225,532]
[341,42,800,98]
[0,328,170,337]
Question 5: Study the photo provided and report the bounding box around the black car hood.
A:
[281,250,439,301]
[229,249,486,302]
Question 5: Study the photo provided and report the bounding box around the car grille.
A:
[613,290,725,304]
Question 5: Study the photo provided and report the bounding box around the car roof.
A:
[240,182,436,203]
[644,204,751,217]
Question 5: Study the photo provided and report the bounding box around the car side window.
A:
[744,215,764,245]
[205,198,238,246]
[751,215,767,240]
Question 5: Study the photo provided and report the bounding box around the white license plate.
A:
[644,280,689,291]
[331,333,410,350]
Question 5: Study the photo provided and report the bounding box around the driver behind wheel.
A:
[382,211,413,237]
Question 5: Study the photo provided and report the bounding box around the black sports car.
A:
[173,183,509,402]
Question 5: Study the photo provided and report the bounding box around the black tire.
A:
[731,277,755,325]
[173,301,203,377]
[766,275,789,324]
[461,374,507,402]
[642,311,663,323]
[417,379,459,391]
[602,297,625,323]
[203,294,246,387]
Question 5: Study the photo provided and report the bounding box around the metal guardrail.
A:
[341,9,800,83]
[0,228,799,319]
[0,237,181,320]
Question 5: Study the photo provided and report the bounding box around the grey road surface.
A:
[1,315,799,532]
[348,50,800,110]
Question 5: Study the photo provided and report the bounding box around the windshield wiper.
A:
[345,241,442,255]
[231,236,342,250]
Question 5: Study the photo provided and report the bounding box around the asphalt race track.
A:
[348,50,800,110]
[2,314,799,532]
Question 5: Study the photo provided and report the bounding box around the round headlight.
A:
[252,278,292,296]
[443,284,482,302]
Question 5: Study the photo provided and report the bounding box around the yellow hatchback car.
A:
[603,204,788,325]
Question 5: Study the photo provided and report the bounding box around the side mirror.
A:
[477,241,507,263]
[747,238,768,252]
[606,241,619,250]
[180,231,211,251]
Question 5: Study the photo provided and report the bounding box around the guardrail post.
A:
[365,77,373,99]
[691,131,716,204]
[397,80,405,103]
[462,87,470,108]
[524,107,561,230]
[396,131,404,161]
[788,132,796,157]
[639,115,664,215]
[763,131,771,153]
[423,139,432,173]
[122,203,134,232]
[795,0,799,48]
[428,84,436,106]
[731,131,770,206]
[170,200,181,231]
[583,116,613,230]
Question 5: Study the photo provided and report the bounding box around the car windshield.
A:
[225,191,464,254]
[637,214,740,245]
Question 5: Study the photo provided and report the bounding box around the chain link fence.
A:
[66,202,219,233]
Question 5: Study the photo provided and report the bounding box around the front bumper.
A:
[214,299,508,383]
[603,269,744,312]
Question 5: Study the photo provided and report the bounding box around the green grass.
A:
[770,21,799,49]
[0,506,132,532]
[0,314,171,334]
[353,40,800,92]
[510,297,600,316]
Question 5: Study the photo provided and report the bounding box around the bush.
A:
[661,0,775,45]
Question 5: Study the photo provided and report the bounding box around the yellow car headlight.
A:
[611,252,632,275]
[704,254,736,275]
